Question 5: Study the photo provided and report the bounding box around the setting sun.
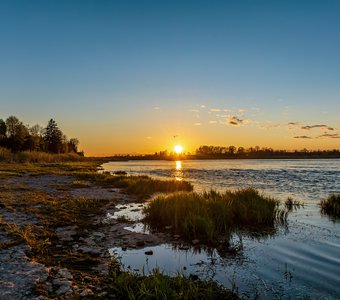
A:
[174,145,183,154]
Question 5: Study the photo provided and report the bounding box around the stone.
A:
[55,280,72,295]
[80,288,94,297]
[57,268,73,280]
[144,250,153,255]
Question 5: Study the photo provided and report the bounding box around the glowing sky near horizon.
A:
[0,0,339,156]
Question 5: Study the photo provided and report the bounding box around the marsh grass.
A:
[75,172,193,197]
[1,222,51,254]
[320,194,340,218]
[108,266,236,300]
[0,148,86,163]
[285,197,304,211]
[144,188,287,245]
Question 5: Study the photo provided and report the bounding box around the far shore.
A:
[97,152,340,162]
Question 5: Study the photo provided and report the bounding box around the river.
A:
[102,159,340,299]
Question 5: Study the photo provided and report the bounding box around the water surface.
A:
[103,159,340,299]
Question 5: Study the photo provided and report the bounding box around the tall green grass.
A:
[0,147,85,163]
[320,194,340,218]
[76,172,193,197]
[108,267,236,300]
[144,188,287,244]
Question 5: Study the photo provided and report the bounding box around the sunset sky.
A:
[1,0,339,156]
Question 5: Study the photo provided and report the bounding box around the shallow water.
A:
[103,159,340,299]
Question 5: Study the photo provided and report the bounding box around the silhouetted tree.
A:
[43,119,63,153]
[0,119,6,147]
[68,138,79,153]
[5,116,29,151]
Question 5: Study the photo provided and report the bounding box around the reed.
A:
[76,172,193,197]
[0,148,85,163]
[108,267,236,299]
[144,188,287,244]
[285,197,304,211]
[320,194,340,218]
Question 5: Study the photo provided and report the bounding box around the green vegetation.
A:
[320,194,340,218]
[76,172,193,197]
[0,148,86,163]
[144,188,287,245]
[108,267,237,300]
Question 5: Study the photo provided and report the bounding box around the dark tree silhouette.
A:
[43,119,63,153]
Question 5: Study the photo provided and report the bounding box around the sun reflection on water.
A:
[175,160,183,181]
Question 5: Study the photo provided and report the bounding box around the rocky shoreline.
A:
[0,171,169,299]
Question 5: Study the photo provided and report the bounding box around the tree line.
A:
[0,116,82,155]
[194,145,340,159]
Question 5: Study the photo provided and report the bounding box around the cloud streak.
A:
[301,124,334,131]
[293,135,312,139]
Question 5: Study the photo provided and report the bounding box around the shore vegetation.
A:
[320,194,340,218]
[144,188,287,245]
[108,266,237,300]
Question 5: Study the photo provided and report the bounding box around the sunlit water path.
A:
[103,159,340,299]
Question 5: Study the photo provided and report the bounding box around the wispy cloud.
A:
[318,133,340,138]
[293,135,312,139]
[226,115,244,126]
[194,122,201,126]
[301,124,334,131]
[208,120,217,124]
[210,108,221,112]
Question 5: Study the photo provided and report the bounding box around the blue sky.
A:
[0,0,339,155]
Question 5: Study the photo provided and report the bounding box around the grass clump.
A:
[285,197,304,211]
[108,267,237,300]
[320,194,340,218]
[76,172,193,197]
[0,148,86,163]
[1,222,51,254]
[144,188,287,245]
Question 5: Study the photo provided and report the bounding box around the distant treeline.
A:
[193,145,340,159]
[110,145,340,161]
[0,116,83,155]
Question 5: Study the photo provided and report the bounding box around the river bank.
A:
[0,162,234,299]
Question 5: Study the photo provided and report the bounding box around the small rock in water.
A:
[144,250,153,255]
[179,246,190,251]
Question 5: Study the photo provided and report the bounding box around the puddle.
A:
[106,203,146,222]
[123,222,150,234]
[109,244,220,277]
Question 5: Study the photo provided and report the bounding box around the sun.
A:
[174,145,183,154]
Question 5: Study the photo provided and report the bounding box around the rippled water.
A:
[103,159,340,299]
